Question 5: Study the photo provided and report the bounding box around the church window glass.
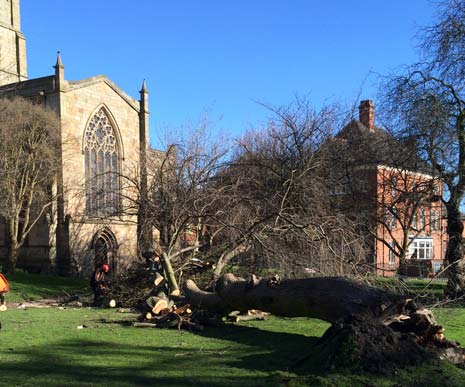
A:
[84,108,120,216]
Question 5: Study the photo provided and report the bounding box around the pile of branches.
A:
[106,257,215,330]
[108,264,168,309]
[108,259,269,330]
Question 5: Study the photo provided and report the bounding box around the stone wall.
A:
[58,79,141,275]
[0,0,27,86]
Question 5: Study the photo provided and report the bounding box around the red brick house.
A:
[330,100,447,277]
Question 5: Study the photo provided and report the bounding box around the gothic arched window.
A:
[84,108,120,216]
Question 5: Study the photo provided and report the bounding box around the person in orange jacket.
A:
[0,272,9,309]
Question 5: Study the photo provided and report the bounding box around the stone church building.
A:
[0,0,149,275]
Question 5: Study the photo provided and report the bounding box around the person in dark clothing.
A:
[90,263,110,306]
[142,249,169,294]
[142,249,164,274]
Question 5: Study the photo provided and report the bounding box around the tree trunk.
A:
[162,252,180,296]
[445,202,465,295]
[184,273,403,323]
[4,239,19,274]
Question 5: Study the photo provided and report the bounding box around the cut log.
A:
[248,309,270,318]
[158,307,171,315]
[145,312,153,320]
[109,299,116,308]
[151,298,168,315]
[133,322,156,328]
[0,304,7,311]
[228,313,267,323]
[154,273,165,288]
[227,309,269,322]
[173,304,191,315]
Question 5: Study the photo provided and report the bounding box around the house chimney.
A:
[359,100,375,131]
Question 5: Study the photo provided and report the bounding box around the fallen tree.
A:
[184,273,465,372]
[185,273,406,322]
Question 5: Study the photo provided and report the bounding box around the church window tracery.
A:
[84,108,120,216]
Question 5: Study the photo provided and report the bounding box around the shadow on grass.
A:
[103,316,323,372]
[0,323,321,387]
[192,322,321,373]
[1,338,283,387]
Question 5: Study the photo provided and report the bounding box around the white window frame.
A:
[408,237,433,260]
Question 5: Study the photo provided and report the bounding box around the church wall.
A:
[0,0,20,27]
[0,23,19,83]
[0,0,11,26]
[58,81,141,275]
[0,215,51,273]
[0,0,26,86]
[0,0,146,276]
[19,212,52,273]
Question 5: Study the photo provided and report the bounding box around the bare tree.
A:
[381,0,465,293]
[120,120,234,289]
[0,97,60,273]
[121,101,367,286]
[212,99,368,278]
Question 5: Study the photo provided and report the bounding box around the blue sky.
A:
[22,1,434,146]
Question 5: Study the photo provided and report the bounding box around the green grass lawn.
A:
[1,273,465,387]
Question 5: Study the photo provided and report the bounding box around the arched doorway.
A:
[92,228,118,273]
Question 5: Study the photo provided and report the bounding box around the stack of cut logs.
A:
[131,269,269,330]
[133,302,205,331]
[129,259,196,329]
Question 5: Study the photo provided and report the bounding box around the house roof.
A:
[332,118,433,175]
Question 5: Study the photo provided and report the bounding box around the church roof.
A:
[0,74,140,112]
[0,75,55,96]
[67,75,140,111]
